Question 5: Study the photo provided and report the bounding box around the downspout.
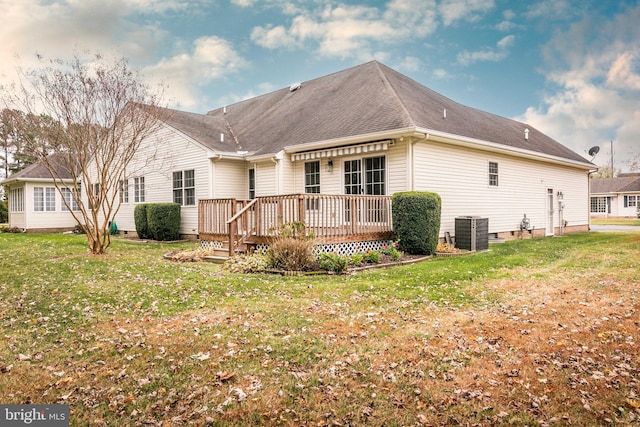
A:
[271,156,280,195]
[409,133,429,191]
[210,154,222,198]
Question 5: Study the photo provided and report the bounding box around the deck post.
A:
[228,199,237,256]
[297,194,305,226]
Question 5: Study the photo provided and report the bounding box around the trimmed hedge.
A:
[392,191,441,255]
[134,204,151,240]
[147,203,181,241]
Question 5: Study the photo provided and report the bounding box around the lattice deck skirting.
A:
[200,240,224,250]
[200,239,394,257]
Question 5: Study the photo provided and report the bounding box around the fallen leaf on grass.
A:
[215,371,236,382]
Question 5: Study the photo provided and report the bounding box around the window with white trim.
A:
[173,170,195,206]
[119,179,129,204]
[89,183,100,209]
[365,156,386,195]
[34,187,56,212]
[248,168,255,199]
[489,162,499,186]
[624,195,637,208]
[590,196,608,213]
[134,177,145,203]
[9,188,24,213]
[61,187,80,211]
[304,161,320,210]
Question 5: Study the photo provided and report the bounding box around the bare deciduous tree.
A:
[2,53,167,254]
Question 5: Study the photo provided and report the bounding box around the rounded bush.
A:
[147,203,181,241]
[392,191,441,255]
[134,204,150,239]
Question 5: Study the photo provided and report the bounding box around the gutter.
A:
[206,151,254,160]
[417,127,595,170]
[1,177,76,185]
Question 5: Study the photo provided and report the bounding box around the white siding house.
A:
[590,173,640,218]
[3,61,594,242]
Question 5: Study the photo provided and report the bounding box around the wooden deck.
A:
[198,194,394,256]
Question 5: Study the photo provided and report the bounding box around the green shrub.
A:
[349,252,365,266]
[363,250,381,263]
[318,252,349,273]
[134,204,151,239]
[392,191,441,255]
[147,203,181,241]
[381,244,403,261]
[0,200,7,223]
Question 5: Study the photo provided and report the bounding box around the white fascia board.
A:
[418,127,595,171]
[1,177,76,185]
[283,127,421,154]
[206,151,255,160]
[246,150,285,162]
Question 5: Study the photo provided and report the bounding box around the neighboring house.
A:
[590,173,640,217]
[2,154,79,232]
[2,61,594,252]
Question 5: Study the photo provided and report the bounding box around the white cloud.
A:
[457,35,515,65]
[518,4,640,169]
[438,0,495,26]
[433,68,451,79]
[525,0,577,20]
[250,0,441,60]
[0,0,166,86]
[230,0,256,7]
[397,56,423,73]
[144,36,246,109]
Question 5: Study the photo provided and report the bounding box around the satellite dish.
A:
[588,146,600,160]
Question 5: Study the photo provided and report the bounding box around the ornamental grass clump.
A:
[266,222,318,271]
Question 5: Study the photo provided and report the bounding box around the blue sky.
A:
[1,0,639,170]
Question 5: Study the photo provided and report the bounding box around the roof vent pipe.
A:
[524,128,529,141]
[220,133,224,142]
[443,108,447,119]
[223,106,227,114]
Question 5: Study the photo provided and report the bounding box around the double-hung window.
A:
[304,161,320,210]
[9,188,24,213]
[248,168,255,199]
[624,195,637,208]
[134,177,145,203]
[61,187,80,211]
[590,196,608,213]
[34,187,56,212]
[119,179,129,204]
[489,162,499,187]
[173,170,195,206]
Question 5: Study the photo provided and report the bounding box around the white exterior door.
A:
[546,189,554,236]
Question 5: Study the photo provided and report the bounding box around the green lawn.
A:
[591,217,640,226]
[1,232,639,426]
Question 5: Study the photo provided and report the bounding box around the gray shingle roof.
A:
[160,108,242,152]
[2,153,74,183]
[197,61,590,164]
[591,175,640,194]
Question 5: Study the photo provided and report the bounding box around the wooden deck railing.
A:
[199,194,394,254]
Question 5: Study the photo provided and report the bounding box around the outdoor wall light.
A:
[557,191,563,199]
[327,159,333,172]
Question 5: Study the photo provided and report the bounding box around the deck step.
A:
[203,255,228,264]
[210,248,231,258]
